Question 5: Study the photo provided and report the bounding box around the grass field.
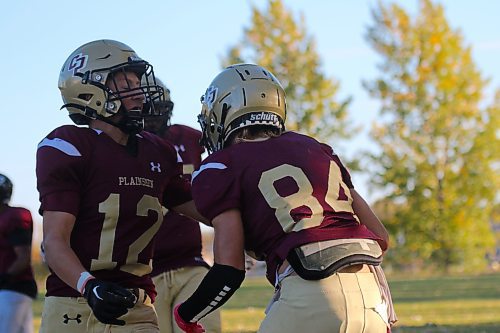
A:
[32,272,500,332]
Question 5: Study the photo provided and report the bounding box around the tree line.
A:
[222,0,499,272]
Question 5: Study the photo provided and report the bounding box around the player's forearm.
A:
[178,209,246,323]
[172,200,211,226]
[43,211,87,292]
[44,235,87,292]
[178,263,245,322]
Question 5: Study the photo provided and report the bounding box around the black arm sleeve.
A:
[178,263,245,323]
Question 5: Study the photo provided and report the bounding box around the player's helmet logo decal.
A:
[63,313,82,324]
[68,53,88,76]
[203,85,218,110]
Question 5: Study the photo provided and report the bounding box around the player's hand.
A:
[83,279,136,326]
[174,304,205,333]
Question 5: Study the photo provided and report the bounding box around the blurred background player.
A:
[144,79,221,333]
[0,173,37,333]
[36,40,208,333]
[174,64,396,333]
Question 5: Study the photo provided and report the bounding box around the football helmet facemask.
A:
[58,39,165,133]
[143,77,174,135]
[0,174,13,204]
[198,64,286,154]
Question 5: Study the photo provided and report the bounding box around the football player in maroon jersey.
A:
[36,40,208,333]
[174,64,397,333]
[143,79,221,333]
[0,174,37,333]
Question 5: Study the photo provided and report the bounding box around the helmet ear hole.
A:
[78,94,92,101]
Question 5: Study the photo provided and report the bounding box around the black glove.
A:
[83,279,136,326]
[0,273,10,288]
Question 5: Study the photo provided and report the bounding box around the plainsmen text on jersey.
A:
[36,125,192,300]
[191,131,387,285]
[152,125,209,276]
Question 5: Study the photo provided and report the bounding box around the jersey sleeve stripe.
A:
[37,137,82,156]
[192,162,227,181]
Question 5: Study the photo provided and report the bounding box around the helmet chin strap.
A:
[97,108,143,158]
[156,119,171,136]
[99,108,144,135]
[118,111,144,135]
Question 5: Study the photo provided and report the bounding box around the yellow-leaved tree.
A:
[223,0,355,147]
[365,0,498,271]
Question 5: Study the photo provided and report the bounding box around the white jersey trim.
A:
[37,137,82,157]
[192,162,227,182]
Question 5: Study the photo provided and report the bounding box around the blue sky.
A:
[0,0,498,237]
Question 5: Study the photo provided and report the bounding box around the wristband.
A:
[77,271,95,295]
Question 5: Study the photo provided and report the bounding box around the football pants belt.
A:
[287,238,383,280]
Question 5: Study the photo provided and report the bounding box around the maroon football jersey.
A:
[0,206,35,282]
[151,124,209,276]
[191,131,386,285]
[36,125,192,299]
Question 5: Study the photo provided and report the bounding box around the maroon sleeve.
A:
[163,175,192,208]
[36,126,89,215]
[191,152,240,221]
[8,208,33,246]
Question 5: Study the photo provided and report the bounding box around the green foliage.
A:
[364,0,498,270]
[222,0,354,148]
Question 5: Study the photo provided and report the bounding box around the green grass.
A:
[390,273,500,333]
[33,293,43,331]
[32,272,500,332]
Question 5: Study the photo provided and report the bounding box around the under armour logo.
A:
[150,162,161,172]
[63,314,82,324]
[175,144,186,153]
